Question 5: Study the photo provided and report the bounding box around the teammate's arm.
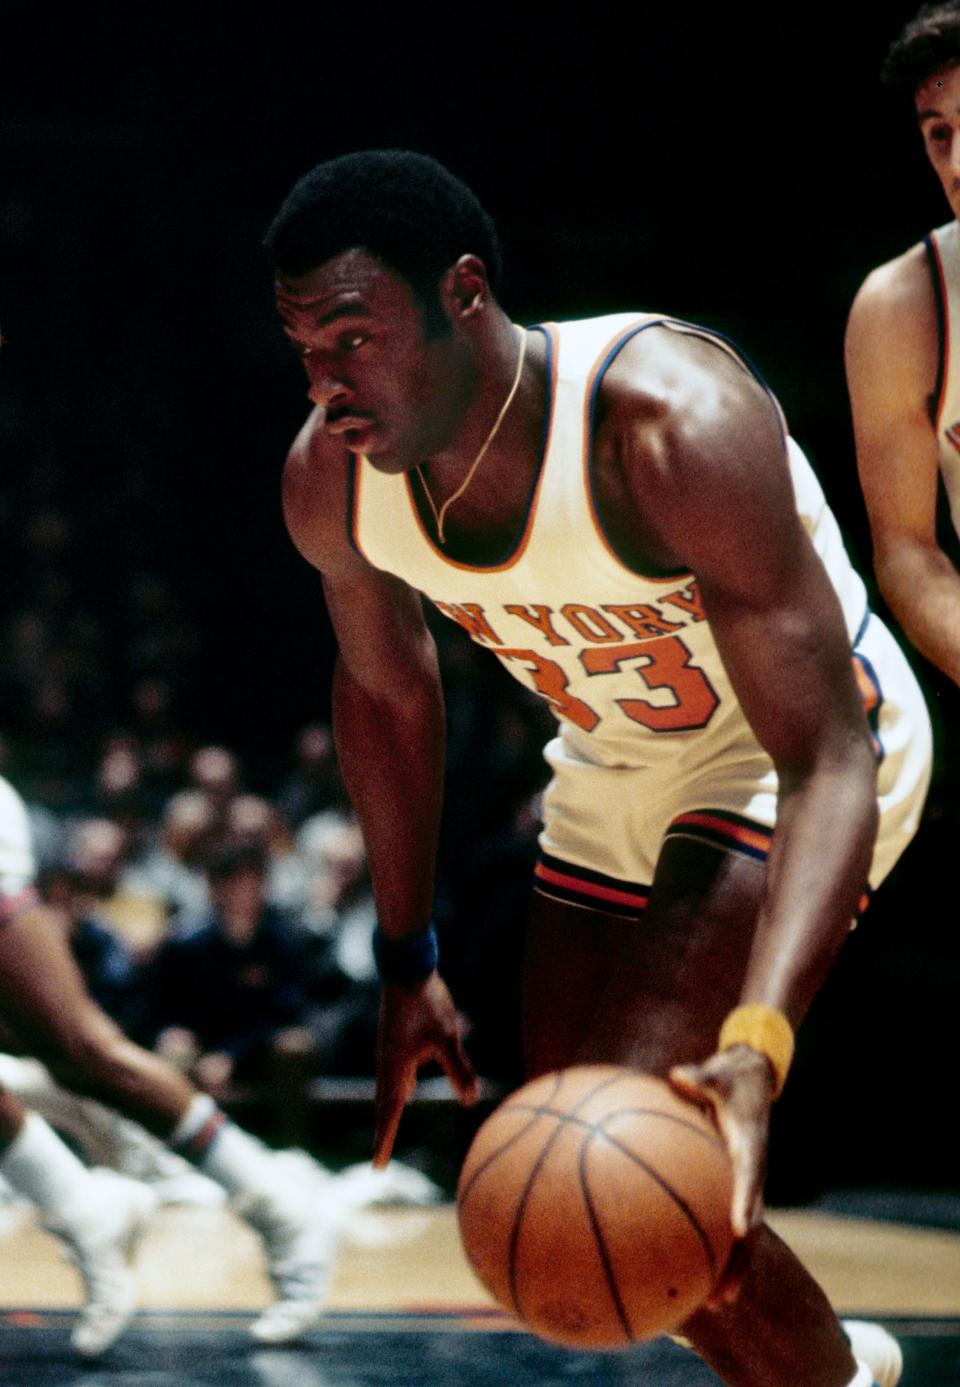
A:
[846,246,960,683]
[609,340,879,1234]
[283,420,478,1165]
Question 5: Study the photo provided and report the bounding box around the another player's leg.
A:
[0,904,345,1344]
[0,1052,223,1206]
[0,1084,154,1357]
[523,836,873,1387]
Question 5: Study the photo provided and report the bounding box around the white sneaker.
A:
[265,1149,442,1211]
[240,1185,347,1345]
[113,1125,225,1208]
[842,1320,904,1387]
[50,1169,156,1358]
[334,1160,443,1210]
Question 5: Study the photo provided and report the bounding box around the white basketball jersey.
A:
[924,220,960,536]
[350,314,868,772]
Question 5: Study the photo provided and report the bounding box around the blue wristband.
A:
[373,924,439,984]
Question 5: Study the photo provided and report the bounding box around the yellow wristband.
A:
[718,1004,795,1098]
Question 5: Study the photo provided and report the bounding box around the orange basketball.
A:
[457,1065,733,1349]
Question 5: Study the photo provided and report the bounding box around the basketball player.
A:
[0,772,345,1351]
[846,3,960,682]
[0,1063,155,1357]
[266,152,927,1387]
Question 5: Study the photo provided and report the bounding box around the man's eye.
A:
[929,126,951,145]
[342,333,368,351]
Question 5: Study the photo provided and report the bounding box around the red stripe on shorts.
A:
[534,861,648,911]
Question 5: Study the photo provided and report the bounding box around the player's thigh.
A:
[522,888,639,1078]
[523,836,766,1079]
[0,906,118,1054]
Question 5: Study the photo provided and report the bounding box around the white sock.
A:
[195,1120,276,1199]
[0,1111,92,1223]
[847,1361,877,1387]
[168,1093,218,1150]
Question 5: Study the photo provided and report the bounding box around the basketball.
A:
[456,1065,734,1349]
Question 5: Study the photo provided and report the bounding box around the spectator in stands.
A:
[298,817,379,1074]
[120,788,215,927]
[143,839,317,1097]
[35,864,142,1036]
[188,745,241,828]
[127,677,193,811]
[68,816,166,960]
[91,733,150,840]
[226,794,307,917]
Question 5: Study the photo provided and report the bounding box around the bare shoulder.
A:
[600,325,786,504]
[595,324,794,582]
[847,241,937,360]
[846,240,939,417]
[282,409,361,577]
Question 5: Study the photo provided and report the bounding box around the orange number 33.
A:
[499,637,719,734]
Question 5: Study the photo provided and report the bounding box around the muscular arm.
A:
[700,539,877,1025]
[324,572,445,941]
[604,334,881,1235]
[283,415,445,942]
[608,334,878,1028]
[283,417,476,1161]
[846,244,960,684]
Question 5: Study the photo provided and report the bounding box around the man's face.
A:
[211,867,265,942]
[274,249,470,474]
[917,63,960,219]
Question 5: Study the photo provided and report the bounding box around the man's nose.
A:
[306,367,349,409]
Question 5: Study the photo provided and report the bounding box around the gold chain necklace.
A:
[416,324,527,546]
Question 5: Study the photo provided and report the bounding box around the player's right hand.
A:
[372,972,480,1168]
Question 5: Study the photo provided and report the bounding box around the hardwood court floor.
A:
[1,1202,959,1383]
[4,1202,959,1316]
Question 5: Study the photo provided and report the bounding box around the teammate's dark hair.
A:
[882,2,960,94]
[264,151,502,334]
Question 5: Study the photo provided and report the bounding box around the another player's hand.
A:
[373,972,480,1168]
[669,1044,775,1251]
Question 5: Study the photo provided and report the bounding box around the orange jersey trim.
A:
[665,810,771,862]
[392,324,560,575]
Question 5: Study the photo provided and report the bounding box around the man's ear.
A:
[440,254,490,323]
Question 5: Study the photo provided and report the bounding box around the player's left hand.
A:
[669,1044,775,1243]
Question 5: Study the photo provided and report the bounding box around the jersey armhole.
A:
[923,233,948,428]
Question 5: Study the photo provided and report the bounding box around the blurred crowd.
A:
[2,698,549,1096]
[0,468,555,1096]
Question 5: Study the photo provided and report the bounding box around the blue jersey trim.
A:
[584,317,783,579]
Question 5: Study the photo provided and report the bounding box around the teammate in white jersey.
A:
[847,2,960,684]
[268,151,926,1387]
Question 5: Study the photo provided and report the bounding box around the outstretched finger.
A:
[671,1064,761,1239]
[372,1059,415,1169]
[726,1119,766,1238]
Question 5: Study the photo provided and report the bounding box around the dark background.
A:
[0,0,948,744]
[0,2,956,1195]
